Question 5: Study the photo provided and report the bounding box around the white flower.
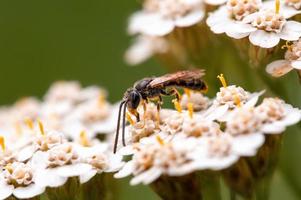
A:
[78,144,124,183]
[180,92,211,112]
[129,0,205,36]
[44,81,82,104]
[255,98,301,134]
[266,38,301,77]
[263,0,301,18]
[17,131,66,162]
[115,136,201,185]
[207,0,301,48]
[125,35,169,65]
[241,8,301,48]
[63,99,119,139]
[204,85,263,121]
[0,162,45,199]
[193,134,240,170]
[32,143,92,188]
[207,0,260,39]
[224,107,265,156]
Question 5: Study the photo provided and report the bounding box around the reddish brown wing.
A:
[148,69,205,88]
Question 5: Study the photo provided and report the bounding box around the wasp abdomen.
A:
[175,79,207,91]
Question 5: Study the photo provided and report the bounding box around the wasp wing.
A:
[148,69,205,88]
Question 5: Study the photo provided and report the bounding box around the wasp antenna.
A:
[122,101,128,147]
[113,100,126,154]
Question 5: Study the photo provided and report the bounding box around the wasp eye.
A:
[128,91,141,109]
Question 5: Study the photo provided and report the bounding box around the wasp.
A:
[113,69,207,153]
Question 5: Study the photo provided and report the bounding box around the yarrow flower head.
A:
[129,0,205,36]
[207,0,301,48]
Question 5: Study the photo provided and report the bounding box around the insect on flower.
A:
[113,69,208,153]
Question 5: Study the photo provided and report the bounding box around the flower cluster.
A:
[114,76,301,186]
[0,82,123,199]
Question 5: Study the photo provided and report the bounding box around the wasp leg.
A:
[161,88,181,101]
[155,96,163,128]
[142,100,147,120]
[161,88,182,112]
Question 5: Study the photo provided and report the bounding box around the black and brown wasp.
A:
[113,69,207,153]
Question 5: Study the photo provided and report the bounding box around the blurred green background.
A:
[0,0,300,199]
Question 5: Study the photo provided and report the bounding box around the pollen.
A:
[0,136,5,151]
[5,163,13,174]
[275,0,280,14]
[126,112,135,126]
[187,103,194,118]
[217,74,227,88]
[24,118,34,130]
[156,135,164,146]
[80,130,90,147]
[172,99,182,113]
[38,119,45,136]
[234,94,242,107]
[184,88,191,98]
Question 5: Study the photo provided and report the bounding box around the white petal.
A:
[79,170,98,184]
[231,133,265,156]
[128,12,174,36]
[226,31,250,39]
[198,155,239,170]
[56,163,92,177]
[17,145,36,162]
[205,0,227,6]
[205,104,229,121]
[245,90,265,107]
[35,169,67,187]
[168,162,200,176]
[261,124,285,134]
[130,167,162,185]
[291,60,301,69]
[13,184,45,199]
[175,10,204,27]
[249,30,280,48]
[281,6,301,18]
[114,161,134,179]
[266,60,293,77]
[0,183,13,200]
[278,21,301,41]
[125,38,155,65]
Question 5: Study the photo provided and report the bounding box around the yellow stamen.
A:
[0,136,5,151]
[24,118,34,130]
[80,130,90,147]
[14,123,22,136]
[172,99,182,113]
[275,0,280,14]
[184,88,191,98]
[156,135,164,146]
[126,112,135,126]
[98,93,106,108]
[38,119,45,136]
[217,74,227,88]
[187,103,194,119]
[281,41,292,51]
[234,94,241,107]
[5,164,13,174]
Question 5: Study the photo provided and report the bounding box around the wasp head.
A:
[124,88,142,110]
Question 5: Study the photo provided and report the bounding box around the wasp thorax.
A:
[227,0,261,21]
[285,0,301,10]
[251,10,286,33]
